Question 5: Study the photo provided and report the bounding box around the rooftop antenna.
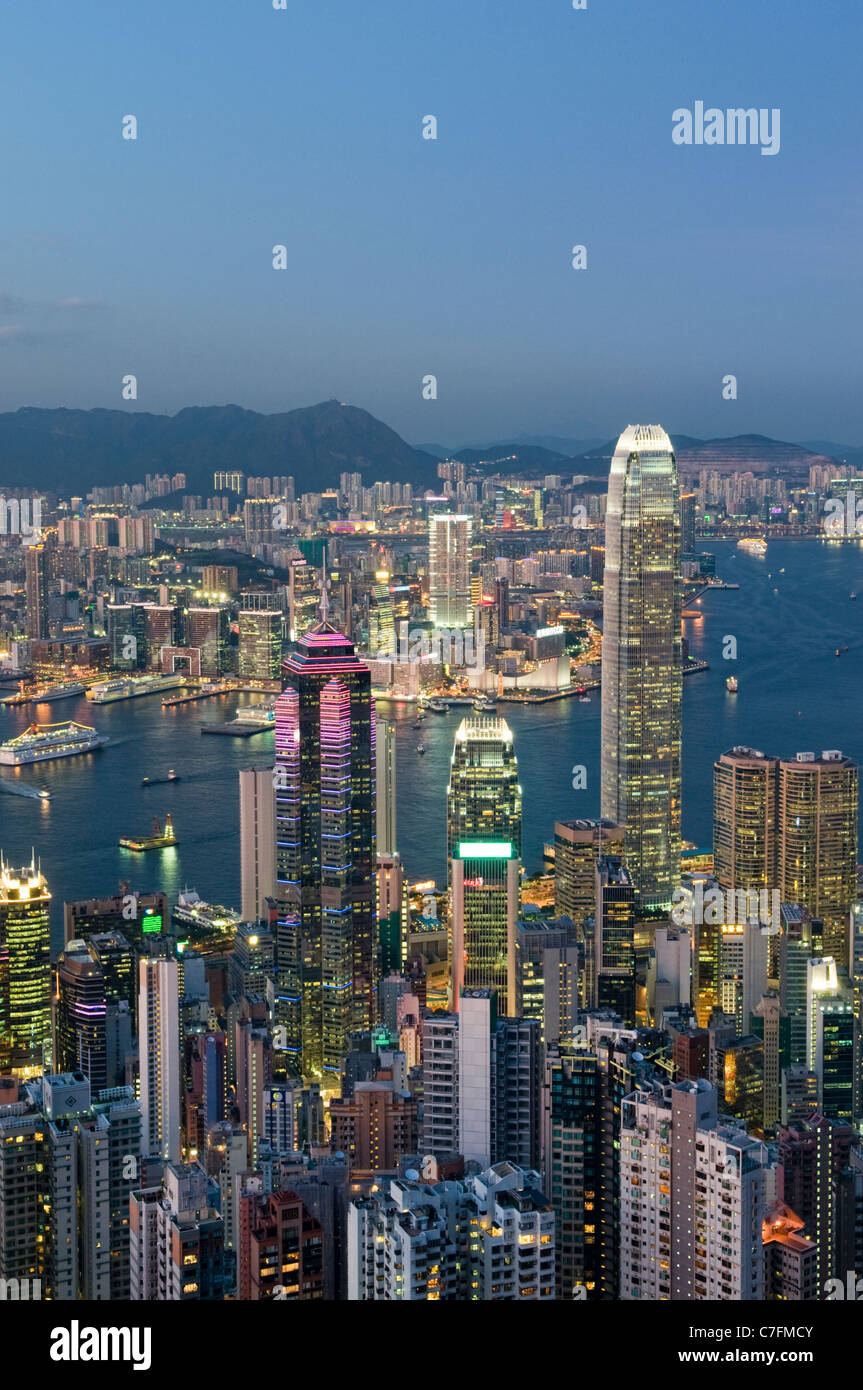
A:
[320,543,330,623]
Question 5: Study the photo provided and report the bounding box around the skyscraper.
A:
[238,608,283,680]
[274,622,375,1079]
[778,751,859,969]
[24,541,50,640]
[600,424,682,910]
[375,717,397,858]
[594,856,637,1023]
[0,856,51,1076]
[55,941,108,1092]
[447,717,522,1011]
[428,513,473,629]
[713,745,778,895]
[239,766,277,923]
[138,956,181,1164]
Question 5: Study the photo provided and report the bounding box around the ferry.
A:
[737,537,767,556]
[472,696,497,713]
[28,682,86,703]
[836,645,849,657]
[232,701,276,726]
[142,769,181,787]
[87,674,185,704]
[119,813,177,852]
[172,888,241,938]
[427,698,449,713]
[0,721,108,766]
[417,744,426,754]
[726,675,738,692]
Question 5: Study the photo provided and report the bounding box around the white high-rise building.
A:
[806,956,839,1069]
[239,766,277,923]
[428,513,473,629]
[347,1162,555,1300]
[138,957,180,1164]
[375,717,398,857]
[620,1079,765,1301]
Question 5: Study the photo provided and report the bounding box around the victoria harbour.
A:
[2,537,859,947]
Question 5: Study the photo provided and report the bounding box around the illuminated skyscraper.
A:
[138,956,181,1164]
[778,751,858,969]
[238,608,283,680]
[594,856,636,1024]
[600,425,682,910]
[288,557,321,643]
[429,513,473,629]
[24,541,50,640]
[447,718,522,1012]
[713,746,778,895]
[274,622,375,1079]
[55,941,108,1092]
[239,766,277,923]
[0,856,51,1076]
[375,717,397,858]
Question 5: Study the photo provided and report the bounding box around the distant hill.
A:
[562,433,840,483]
[0,401,439,496]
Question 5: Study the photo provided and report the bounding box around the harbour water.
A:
[1,539,860,948]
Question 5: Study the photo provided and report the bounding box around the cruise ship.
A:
[0,721,109,765]
[87,674,186,704]
[737,537,767,556]
[28,682,86,703]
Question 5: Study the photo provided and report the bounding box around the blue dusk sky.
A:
[0,0,860,446]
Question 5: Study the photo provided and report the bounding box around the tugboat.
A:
[142,769,181,787]
[726,675,738,692]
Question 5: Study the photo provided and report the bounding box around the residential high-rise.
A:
[620,1079,766,1301]
[130,1162,227,1300]
[778,1113,857,1286]
[428,513,473,629]
[713,746,778,894]
[553,819,624,927]
[514,915,579,1043]
[447,717,522,1012]
[24,541,50,640]
[274,622,375,1078]
[239,766,277,923]
[543,1044,602,1299]
[54,940,108,1092]
[138,956,181,1164]
[0,855,51,1076]
[778,751,859,968]
[600,424,682,910]
[237,1189,324,1300]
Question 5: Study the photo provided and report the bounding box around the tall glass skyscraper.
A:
[447,717,522,1011]
[0,856,51,1076]
[600,424,682,911]
[428,513,473,629]
[274,621,375,1079]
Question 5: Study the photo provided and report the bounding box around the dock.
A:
[162,686,232,707]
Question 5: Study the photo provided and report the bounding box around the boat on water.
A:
[38,789,51,800]
[851,592,857,600]
[472,696,497,713]
[427,698,448,713]
[119,813,178,852]
[28,682,86,703]
[142,769,180,786]
[416,745,426,754]
[87,674,185,704]
[836,645,849,656]
[726,675,738,692]
[0,721,108,766]
[737,537,767,555]
[578,694,591,703]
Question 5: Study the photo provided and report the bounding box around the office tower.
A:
[238,1190,324,1299]
[375,717,397,857]
[235,1020,273,1165]
[600,424,682,910]
[347,1164,555,1301]
[778,1113,857,1285]
[329,1082,419,1176]
[514,915,579,1043]
[679,491,697,554]
[713,746,778,894]
[287,556,321,642]
[262,1080,301,1152]
[64,891,168,947]
[778,751,859,968]
[714,1034,765,1135]
[543,1044,601,1299]
[428,513,473,629]
[649,926,691,1021]
[779,904,821,1066]
[806,957,840,1069]
[229,920,275,998]
[143,603,178,667]
[130,1162,227,1300]
[238,607,282,680]
[671,1024,709,1080]
[274,622,375,1078]
[594,856,637,1022]
[138,956,181,1164]
[447,718,522,1012]
[553,819,624,926]
[55,940,108,1092]
[377,856,408,976]
[620,1080,766,1300]
[24,541,50,639]
[718,921,768,1035]
[781,1065,819,1125]
[815,1000,855,1121]
[762,1203,818,1301]
[0,855,51,1076]
[239,767,277,923]
[751,993,785,1134]
[185,606,229,675]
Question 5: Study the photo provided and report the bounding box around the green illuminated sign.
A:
[142,913,163,934]
[458,841,513,859]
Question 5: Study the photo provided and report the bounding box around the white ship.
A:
[28,682,86,702]
[87,674,186,704]
[233,701,276,726]
[737,537,767,555]
[0,721,109,766]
